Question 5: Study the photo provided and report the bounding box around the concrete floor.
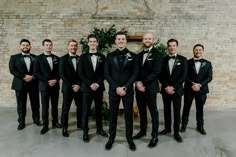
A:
[0,107,235,157]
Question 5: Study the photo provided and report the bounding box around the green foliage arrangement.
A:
[153,39,168,56]
[80,24,128,53]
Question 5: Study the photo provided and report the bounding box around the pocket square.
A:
[147,58,153,61]
[176,62,181,65]
[128,59,133,61]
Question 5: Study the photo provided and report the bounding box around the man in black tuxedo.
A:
[159,39,187,143]
[78,34,108,142]
[59,39,83,137]
[9,39,41,130]
[104,32,138,151]
[133,33,163,148]
[180,44,213,135]
[34,39,61,135]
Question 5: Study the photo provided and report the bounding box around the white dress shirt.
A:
[22,53,31,72]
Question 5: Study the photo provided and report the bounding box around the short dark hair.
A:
[68,39,78,45]
[42,39,52,46]
[193,44,204,51]
[87,34,98,42]
[115,31,127,39]
[20,39,31,45]
[167,38,178,46]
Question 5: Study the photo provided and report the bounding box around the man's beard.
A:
[21,49,30,54]
[144,42,152,48]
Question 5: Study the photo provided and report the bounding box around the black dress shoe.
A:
[83,133,89,143]
[34,121,42,126]
[196,127,207,135]
[174,134,183,143]
[148,138,158,148]
[97,129,108,137]
[105,139,114,151]
[128,141,136,151]
[17,124,25,130]
[159,129,171,135]
[40,127,49,135]
[180,126,186,133]
[52,123,62,128]
[62,128,69,137]
[133,131,146,140]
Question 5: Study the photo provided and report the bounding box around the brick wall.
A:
[1,0,235,108]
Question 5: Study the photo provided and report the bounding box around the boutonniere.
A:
[147,52,152,58]
[147,53,153,59]
[175,59,181,65]
[30,56,34,62]
[201,62,206,67]
[125,53,131,59]
[76,57,80,64]
[52,57,58,64]
[97,56,102,62]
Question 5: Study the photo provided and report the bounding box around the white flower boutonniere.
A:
[175,59,181,65]
[126,53,131,59]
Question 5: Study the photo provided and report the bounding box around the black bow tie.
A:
[194,59,203,63]
[23,55,30,58]
[117,49,126,55]
[143,50,149,54]
[90,53,98,56]
[45,54,53,58]
[70,56,77,59]
[168,56,176,60]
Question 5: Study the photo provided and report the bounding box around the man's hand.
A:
[72,84,80,92]
[165,86,175,95]
[192,82,201,92]
[90,83,99,91]
[135,81,145,92]
[116,87,126,96]
[23,75,33,82]
[48,79,57,87]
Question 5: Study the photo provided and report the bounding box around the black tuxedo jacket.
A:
[59,54,81,93]
[185,58,212,94]
[9,53,38,90]
[136,47,163,94]
[34,53,60,91]
[104,48,138,95]
[78,52,105,92]
[160,54,188,96]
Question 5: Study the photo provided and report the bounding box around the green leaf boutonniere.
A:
[201,62,206,67]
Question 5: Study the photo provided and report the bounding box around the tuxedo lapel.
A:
[191,59,198,74]
[29,55,34,73]
[67,55,76,72]
[165,57,171,76]
[43,55,52,71]
[113,55,120,71]
[121,55,128,71]
[87,53,95,71]
[198,60,207,75]
[95,55,101,72]
[171,58,178,74]
[20,55,28,72]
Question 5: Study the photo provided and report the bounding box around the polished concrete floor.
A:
[0,107,235,157]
